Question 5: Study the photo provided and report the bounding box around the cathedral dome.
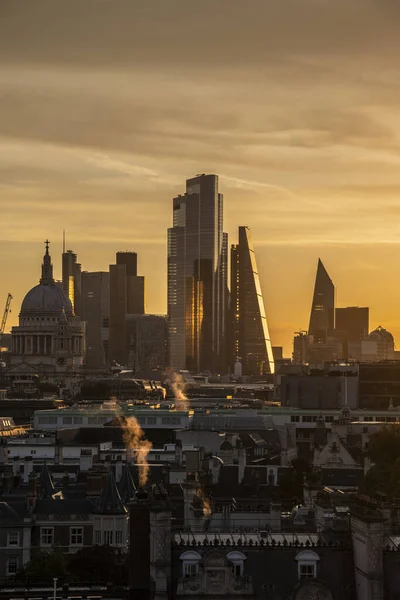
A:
[21,284,73,316]
[20,240,73,317]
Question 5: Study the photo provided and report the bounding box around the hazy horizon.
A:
[2,0,400,354]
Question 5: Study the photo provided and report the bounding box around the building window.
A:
[295,550,319,580]
[70,527,83,546]
[94,530,101,545]
[227,551,246,577]
[7,557,19,576]
[103,530,113,545]
[63,417,73,424]
[40,527,54,547]
[154,454,161,461]
[8,532,19,547]
[115,530,123,544]
[73,416,83,425]
[147,416,157,425]
[180,550,201,578]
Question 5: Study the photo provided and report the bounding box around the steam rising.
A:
[122,416,152,487]
[169,371,188,410]
[197,488,212,518]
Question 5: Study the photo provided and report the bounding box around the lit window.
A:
[8,532,19,547]
[70,527,83,546]
[40,527,54,546]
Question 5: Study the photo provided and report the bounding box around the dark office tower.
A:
[335,307,369,341]
[126,314,168,375]
[81,272,110,369]
[308,259,335,343]
[109,252,145,366]
[230,226,275,376]
[62,249,82,315]
[168,174,228,373]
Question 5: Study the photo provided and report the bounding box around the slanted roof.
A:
[118,463,136,502]
[98,470,127,515]
[38,462,55,499]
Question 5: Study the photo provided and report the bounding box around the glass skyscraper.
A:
[308,259,335,343]
[230,226,275,376]
[168,174,228,373]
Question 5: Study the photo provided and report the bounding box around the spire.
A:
[98,470,127,514]
[38,462,55,499]
[40,239,54,285]
[118,463,137,503]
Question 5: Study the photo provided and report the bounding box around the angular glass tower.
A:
[168,174,228,372]
[230,226,275,376]
[308,259,335,343]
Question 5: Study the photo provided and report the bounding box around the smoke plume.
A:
[197,488,212,518]
[121,416,152,487]
[168,371,188,410]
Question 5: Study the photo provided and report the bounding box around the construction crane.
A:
[0,293,12,347]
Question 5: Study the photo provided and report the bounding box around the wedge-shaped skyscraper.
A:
[231,226,275,376]
[308,258,335,343]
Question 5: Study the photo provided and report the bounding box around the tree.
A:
[17,548,68,583]
[363,426,400,498]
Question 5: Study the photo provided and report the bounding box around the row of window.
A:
[40,527,125,547]
[290,414,399,424]
[180,550,319,581]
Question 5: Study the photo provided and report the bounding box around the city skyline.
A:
[2,1,400,354]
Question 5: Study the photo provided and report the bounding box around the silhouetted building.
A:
[168,174,228,373]
[62,249,82,316]
[367,326,395,361]
[335,306,369,342]
[109,252,145,366]
[293,331,309,364]
[359,362,400,409]
[9,242,85,392]
[126,314,167,373]
[308,259,334,344]
[81,271,110,369]
[230,226,274,377]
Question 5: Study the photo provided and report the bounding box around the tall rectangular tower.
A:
[230,226,275,376]
[109,252,145,366]
[81,271,110,369]
[167,174,228,372]
[62,249,82,316]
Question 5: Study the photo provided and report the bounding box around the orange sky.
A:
[1,0,400,355]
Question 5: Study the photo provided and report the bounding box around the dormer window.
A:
[227,551,246,577]
[295,550,320,580]
[180,551,201,578]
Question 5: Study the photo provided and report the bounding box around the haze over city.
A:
[2,0,400,353]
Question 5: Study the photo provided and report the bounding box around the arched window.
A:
[227,551,246,577]
[295,550,320,580]
[179,551,201,578]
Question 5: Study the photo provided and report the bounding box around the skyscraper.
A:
[168,174,228,373]
[62,249,82,315]
[230,226,275,376]
[109,252,145,366]
[335,307,369,341]
[81,271,110,369]
[308,259,335,343]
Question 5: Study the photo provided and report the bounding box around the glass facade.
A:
[230,226,275,376]
[308,259,335,343]
[168,174,228,372]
